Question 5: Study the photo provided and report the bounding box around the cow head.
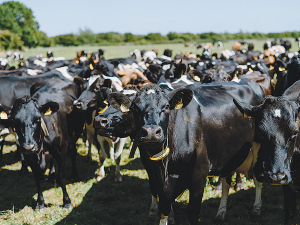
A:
[0,96,59,154]
[108,84,193,153]
[94,87,138,139]
[73,76,112,112]
[234,96,300,185]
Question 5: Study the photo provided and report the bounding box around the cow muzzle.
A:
[73,101,83,110]
[94,116,109,128]
[140,125,164,143]
[23,144,37,154]
[267,172,290,185]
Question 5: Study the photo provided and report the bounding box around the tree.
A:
[0,1,40,48]
[0,29,23,50]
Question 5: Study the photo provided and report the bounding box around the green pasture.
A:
[0,38,299,61]
[1,40,300,224]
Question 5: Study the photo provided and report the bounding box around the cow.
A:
[100,81,264,224]
[0,78,84,211]
[232,80,300,225]
[73,75,127,182]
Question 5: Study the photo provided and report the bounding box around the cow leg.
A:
[114,138,126,182]
[252,176,263,216]
[186,180,205,225]
[215,177,231,221]
[159,197,172,225]
[108,140,115,162]
[31,163,45,211]
[149,195,159,216]
[69,146,79,181]
[86,127,93,162]
[56,156,72,208]
[235,173,244,191]
[282,184,296,225]
[48,158,55,183]
[97,135,106,181]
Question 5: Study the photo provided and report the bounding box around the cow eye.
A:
[165,105,170,110]
[34,118,41,124]
[94,87,100,92]
[295,130,299,135]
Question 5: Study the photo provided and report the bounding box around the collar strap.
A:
[149,147,170,161]
[98,105,108,114]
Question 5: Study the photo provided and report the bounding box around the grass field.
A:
[1,40,300,224]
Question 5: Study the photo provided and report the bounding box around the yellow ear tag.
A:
[249,68,253,72]
[194,76,201,82]
[44,107,52,116]
[212,56,216,59]
[253,56,258,60]
[190,66,194,70]
[20,62,24,66]
[269,65,274,70]
[98,105,108,114]
[120,104,130,113]
[244,112,251,119]
[133,54,136,59]
[279,67,285,71]
[1,111,8,120]
[145,63,149,67]
[89,64,94,70]
[174,99,183,110]
[197,57,200,60]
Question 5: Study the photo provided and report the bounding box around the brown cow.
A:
[116,68,150,87]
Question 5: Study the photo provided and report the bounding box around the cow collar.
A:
[147,129,170,161]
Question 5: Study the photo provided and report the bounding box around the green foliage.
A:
[0,1,39,48]
[54,34,80,46]
[0,29,23,50]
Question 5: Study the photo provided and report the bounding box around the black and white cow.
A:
[0,78,84,210]
[97,81,264,224]
[233,81,300,225]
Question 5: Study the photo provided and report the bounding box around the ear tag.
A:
[98,105,108,114]
[104,100,108,105]
[89,64,94,70]
[44,107,52,116]
[269,65,274,70]
[133,54,136,59]
[253,56,258,60]
[0,111,8,120]
[145,63,149,67]
[249,68,253,72]
[279,67,285,71]
[120,104,130,113]
[190,66,194,70]
[174,99,183,110]
[244,112,251,119]
[20,62,24,66]
[212,56,216,59]
[194,76,201,82]
[197,57,200,60]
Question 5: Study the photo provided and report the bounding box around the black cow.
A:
[233,81,300,225]
[98,81,264,224]
[0,78,84,210]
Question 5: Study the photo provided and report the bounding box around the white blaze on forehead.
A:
[147,89,155,94]
[274,109,281,118]
[162,64,171,70]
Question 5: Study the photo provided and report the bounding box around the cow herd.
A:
[1,38,300,224]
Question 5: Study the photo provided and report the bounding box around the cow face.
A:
[108,84,193,149]
[0,97,59,154]
[234,96,300,185]
[73,77,111,111]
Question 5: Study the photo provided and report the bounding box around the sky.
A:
[2,0,300,37]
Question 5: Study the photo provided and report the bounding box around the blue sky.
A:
[2,0,300,37]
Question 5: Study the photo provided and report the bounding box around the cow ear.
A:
[0,104,12,120]
[103,79,112,88]
[169,88,193,110]
[233,98,258,118]
[109,93,132,113]
[30,82,47,96]
[39,102,59,116]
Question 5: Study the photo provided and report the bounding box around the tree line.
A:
[1,1,300,51]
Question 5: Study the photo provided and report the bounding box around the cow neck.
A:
[145,129,170,161]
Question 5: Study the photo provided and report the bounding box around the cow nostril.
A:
[76,102,82,109]
[100,118,108,127]
[156,129,162,136]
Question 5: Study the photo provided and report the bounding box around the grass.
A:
[0,38,299,61]
[1,134,300,225]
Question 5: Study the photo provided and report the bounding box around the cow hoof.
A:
[36,204,45,212]
[215,212,226,223]
[63,203,73,209]
[114,176,122,183]
[252,208,261,216]
[168,216,176,224]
